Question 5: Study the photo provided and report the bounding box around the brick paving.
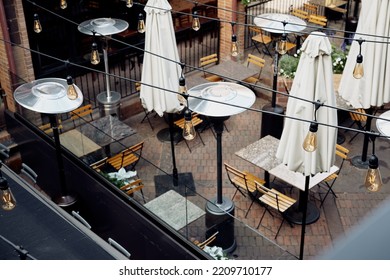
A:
[120,84,390,259]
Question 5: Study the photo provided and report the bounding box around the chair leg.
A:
[141,109,154,130]
[275,218,286,239]
[257,207,268,229]
[245,199,256,218]
[140,189,146,203]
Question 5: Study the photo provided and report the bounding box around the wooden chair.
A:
[106,141,144,171]
[174,113,205,152]
[254,181,296,239]
[135,82,155,130]
[224,162,266,217]
[249,26,272,56]
[291,9,309,21]
[347,108,367,143]
[199,54,224,82]
[316,144,349,207]
[70,104,93,127]
[242,53,266,88]
[120,178,146,203]
[89,157,108,172]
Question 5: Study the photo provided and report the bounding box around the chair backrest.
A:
[135,82,141,92]
[249,26,261,35]
[247,54,265,68]
[200,53,218,68]
[291,9,309,20]
[39,119,63,134]
[195,231,219,249]
[70,104,93,124]
[303,3,318,15]
[120,178,144,195]
[349,108,367,122]
[335,144,349,171]
[224,162,254,192]
[308,14,327,27]
[255,181,296,213]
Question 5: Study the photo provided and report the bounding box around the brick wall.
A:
[218,0,246,62]
[0,0,34,113]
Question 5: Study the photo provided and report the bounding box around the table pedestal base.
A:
[284,201,320,225]
[351,155,369,169]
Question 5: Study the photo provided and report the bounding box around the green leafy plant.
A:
[240,0,252,5]
[279,44,350,78]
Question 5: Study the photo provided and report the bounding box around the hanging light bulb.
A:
[353,53,364,79]
[0,177,16,211]
[192,11,201,31]
[137,13,145,33]
[60,0,67,9]
[33,14,42,33]
[90,42,100,65]
[277,33,288,55]
[183,108,196,141]
[353,38,364,79]
[126,0,133,8]
[66,76,78,100]
[364,154,383,192]
[303,122,318,152]
[177,76,188,106]
[231,34,239,57]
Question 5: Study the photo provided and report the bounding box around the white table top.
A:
[254,13,307,34]
[376,110,390,137]
[269,164,339,191]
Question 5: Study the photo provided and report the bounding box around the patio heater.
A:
[78,18,128,119]
[188,82,255,253]
[13,78,83,208]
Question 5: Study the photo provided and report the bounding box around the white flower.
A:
[203,246,228,260]
[280,69,284,73]
[333,62,337,66]
[108,168,137,181]
[340,61,343,65]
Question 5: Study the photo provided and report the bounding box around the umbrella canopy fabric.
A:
[276,32,337,176]
[338,0,390,109]
[140,0,183,117]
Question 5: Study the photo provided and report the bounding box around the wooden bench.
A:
[254,181,296,239]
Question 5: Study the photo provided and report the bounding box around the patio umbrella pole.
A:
[299,175,310,260]
[49,114,76,208]
[168,113,179,186]
[351,109,373,168]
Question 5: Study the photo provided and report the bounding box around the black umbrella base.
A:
[156,127,182,143]
[351,155,369,169]
[154,172,195,197]
[284,201,320,225]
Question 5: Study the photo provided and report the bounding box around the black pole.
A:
[168,113,179,186]
[361,115,372,163]
[213,117,225,205]
[260,39,284,139]
[272,50,279,108]
[299,175,310,260]
[49,114,76,207]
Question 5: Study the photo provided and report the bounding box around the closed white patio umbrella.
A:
[338,0,390,167]
[276,32,338,259]
[339,0,390,109]
[140,0,183,117]
[140,0,184,187]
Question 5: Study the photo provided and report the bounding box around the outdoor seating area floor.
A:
[120,91,390,259]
